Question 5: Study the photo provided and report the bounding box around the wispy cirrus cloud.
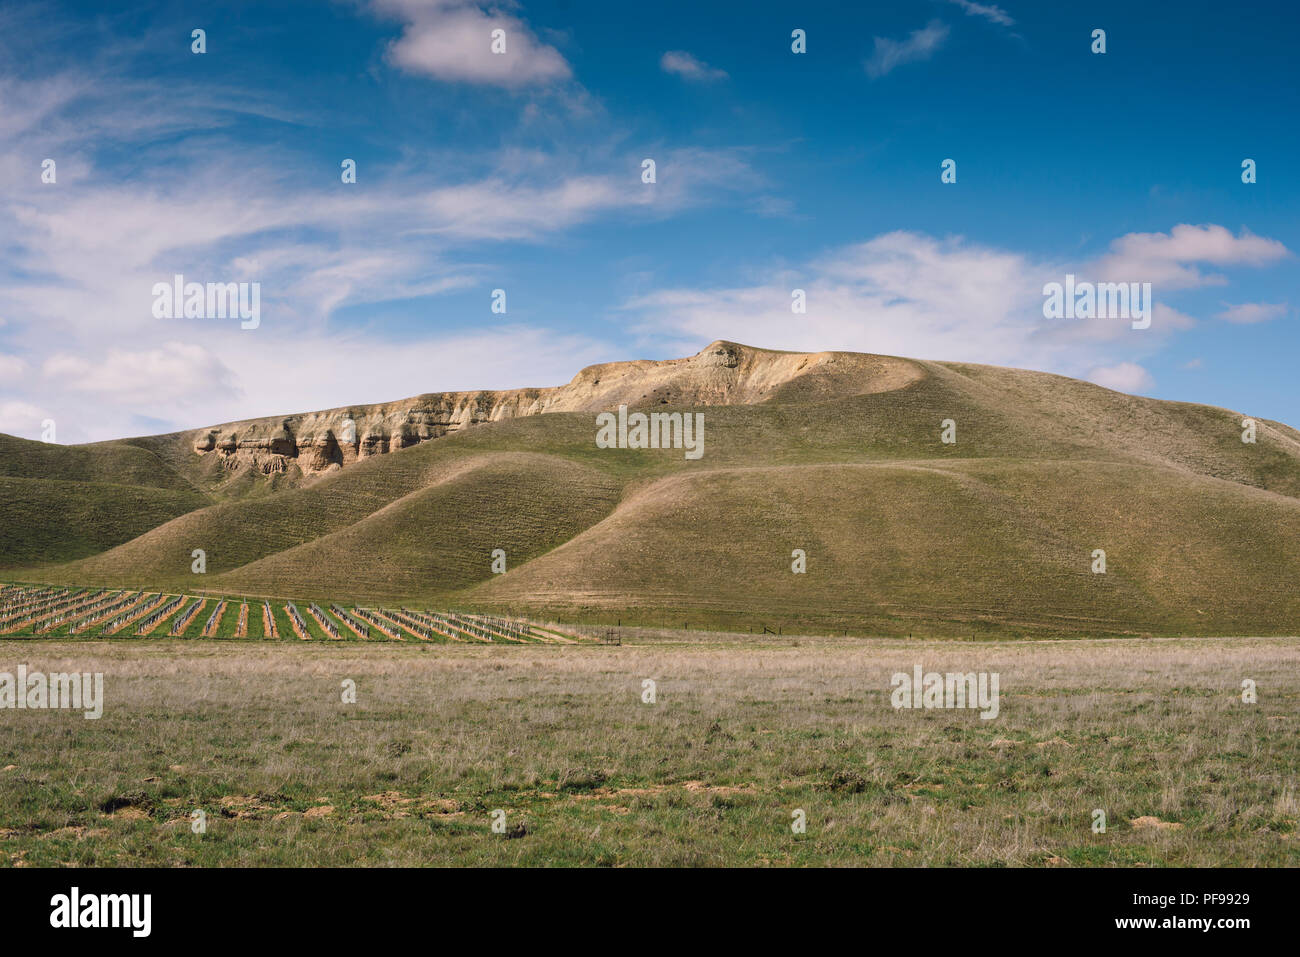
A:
[946,0,1015,28]
[660,50,727,82]
[1215,301,1289,324]
[0,30,763,442]
[0,140,755,439]
[865,20,950,78]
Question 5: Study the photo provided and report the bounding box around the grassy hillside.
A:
[213,452,621,601]
[0,477,209,569]
[7,343,1300,635]
[0,433,199,491]
[0,433,212,569]
[467,457,1300,635]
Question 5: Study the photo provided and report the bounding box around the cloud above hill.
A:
[622,225,1289,392]
[1087,362,1156,393]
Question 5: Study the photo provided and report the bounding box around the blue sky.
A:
[0,0,1297,441]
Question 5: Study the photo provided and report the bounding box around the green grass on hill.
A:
[0,434,199,492]
[0,477,209,570]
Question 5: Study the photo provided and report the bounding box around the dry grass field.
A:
[1,632,1295,867]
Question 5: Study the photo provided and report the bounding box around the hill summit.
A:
[186,341,923,478]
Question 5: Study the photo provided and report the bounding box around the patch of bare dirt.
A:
[106,807,150,821]
[1130,816,1184,831]
[41,826,111,841]
[217,794,273,819]
[359,793,462,819]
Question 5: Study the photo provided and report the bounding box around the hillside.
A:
[6,340,1300,636]
[0,434,211,568]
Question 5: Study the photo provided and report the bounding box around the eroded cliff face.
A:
[191,391,550,477]
[190,341,924,478]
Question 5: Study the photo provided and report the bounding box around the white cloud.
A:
[1097,224,1290,289]
[0,325,608,443]
[660,51,728,82]
[5,325,617,443]
[1087,362,1155,394]
[1215,301,1288,324]
[0,80,760,441]
[865,21,950,78]
[1151,303,1198,331]
[0,400,47,438]
[372,0,572,88]
[947,1,1015,27]
[0,9,774,442]
[0,74,88,139]
[41,343,240,408]
[209,325,611,429]
[625,231,1040,363]
[620,226,1278,385]
[0,353,25,378]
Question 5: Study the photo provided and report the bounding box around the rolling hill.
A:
[5,340,1300,636]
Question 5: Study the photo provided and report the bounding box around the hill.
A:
[5,340,1300,636]
[0,434,211,569]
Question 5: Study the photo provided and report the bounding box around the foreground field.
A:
[1,633,1296,866]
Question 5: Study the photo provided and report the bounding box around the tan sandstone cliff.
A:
[191,340,924,477]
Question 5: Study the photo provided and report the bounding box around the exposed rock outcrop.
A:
[191,340,924,478]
